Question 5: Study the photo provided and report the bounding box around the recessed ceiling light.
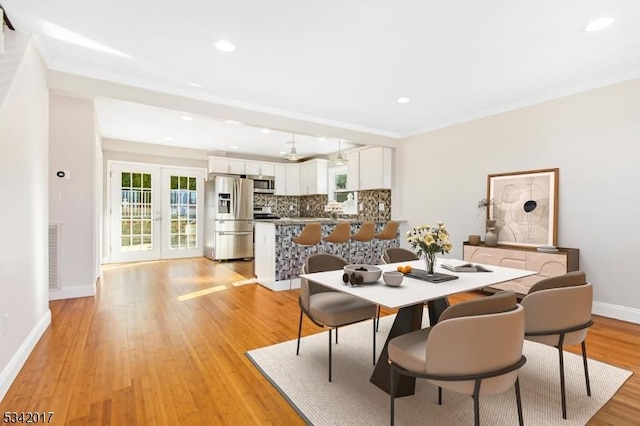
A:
[230,145,239,150]
[397,97,411,104]
[215,39,236,53]
[187,82,204,88]
[584,17,615,32]
[225,120,243,125]
[279,151,287,155]
[318,137,327,141]
[181,115,193,121]
[164,136,173,141]
[261,128,271,134]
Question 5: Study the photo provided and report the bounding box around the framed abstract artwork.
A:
[487,168,559,247]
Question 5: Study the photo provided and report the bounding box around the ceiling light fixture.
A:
[284,134,303,161]
[333,139,348,166]
[225,119,243,125]
[584,17,615,32]
[397,97,411,104]
[214,39,236,52]
[181,115,193,121]
[261,128,271,134]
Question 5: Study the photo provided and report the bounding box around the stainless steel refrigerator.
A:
[204,175,254,260]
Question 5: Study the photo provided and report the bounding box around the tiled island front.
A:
[254,220,401,291]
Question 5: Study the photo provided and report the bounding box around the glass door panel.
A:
[161,168,205,259]
[109,164,160,262]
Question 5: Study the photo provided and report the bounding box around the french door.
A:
[108,162,205,263]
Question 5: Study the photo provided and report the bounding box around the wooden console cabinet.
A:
[463,243,579,295]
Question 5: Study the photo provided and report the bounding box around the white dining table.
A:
[299,258,537,397]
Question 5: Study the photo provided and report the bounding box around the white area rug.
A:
[246,314,632,425]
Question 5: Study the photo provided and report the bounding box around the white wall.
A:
[0,35,50,401]
[49,95,99,299]
[395,78,640,323]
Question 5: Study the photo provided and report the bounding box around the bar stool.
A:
[373,221,400,264]
[349,221,376,264]
[290,222,323,289]
[322,221,351,257]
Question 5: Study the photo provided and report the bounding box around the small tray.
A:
[405,269,459,283]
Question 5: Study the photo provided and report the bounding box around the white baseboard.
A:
[593,301,640,325]
[49,283,96,301]
[0,309,51,402]
[257,278,300,292]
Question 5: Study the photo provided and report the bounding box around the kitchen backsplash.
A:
[253,189,391,221]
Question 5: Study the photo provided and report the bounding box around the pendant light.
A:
[284,134,302,161]
[333,139,348,166]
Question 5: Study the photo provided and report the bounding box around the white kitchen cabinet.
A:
[346,150,360,191]
[285,164,300,195]
[208,156,246,175]
[274,165,286,195]
[245,161,276,177]
[299,159,328,195]
[228,159,246,174]
[359,147,392,190]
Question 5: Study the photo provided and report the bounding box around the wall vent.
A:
[49,224,61,290]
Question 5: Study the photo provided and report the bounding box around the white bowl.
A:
[383,271,404,287]
[344,264,382,284]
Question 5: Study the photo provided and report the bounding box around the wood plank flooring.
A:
[0,258,638,425]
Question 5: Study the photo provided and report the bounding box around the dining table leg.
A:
[370,303,423,396]
[370,297,450,396]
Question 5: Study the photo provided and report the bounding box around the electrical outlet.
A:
[289,205,294,211]
[378,202,385,212]
[306,205,310,211]
[359,203,364,212]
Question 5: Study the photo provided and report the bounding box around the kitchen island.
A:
[254,219,401,291]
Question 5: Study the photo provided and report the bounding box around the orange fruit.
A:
[396,265,404,272]
[404,265,413,273]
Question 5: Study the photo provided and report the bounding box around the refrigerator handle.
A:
[233,179,238,218]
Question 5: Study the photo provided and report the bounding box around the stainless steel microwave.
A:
[249,175,275,194]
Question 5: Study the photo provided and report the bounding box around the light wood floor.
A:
[1,258,638,425]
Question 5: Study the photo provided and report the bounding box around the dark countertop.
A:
[253,218,404,225]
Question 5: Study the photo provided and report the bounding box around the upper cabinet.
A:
[299,159,329,195]
[209,148,391,194]
[273,164,286,195]
[208,156,246,175]
[285,164,301,196]
[346,150,360,191]
[348,147,392,190]
[245,161,275,177]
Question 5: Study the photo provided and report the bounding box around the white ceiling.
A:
[3,0,640,159]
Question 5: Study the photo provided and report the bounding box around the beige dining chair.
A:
[297,253,378,382]
[388,291,526,426]
[382,247,418,264]
[521,271,593,419]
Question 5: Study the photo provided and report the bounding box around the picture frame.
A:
[487,168,559,247]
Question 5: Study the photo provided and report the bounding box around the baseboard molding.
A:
[49,283,96,301]
[593,300,640,325]
[0,309,51,402]
[257,278,300,292]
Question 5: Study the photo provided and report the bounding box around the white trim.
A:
[593,301,640,325]
[258,278,301,292]
[0,310,51,401]
[49,283,97,301]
